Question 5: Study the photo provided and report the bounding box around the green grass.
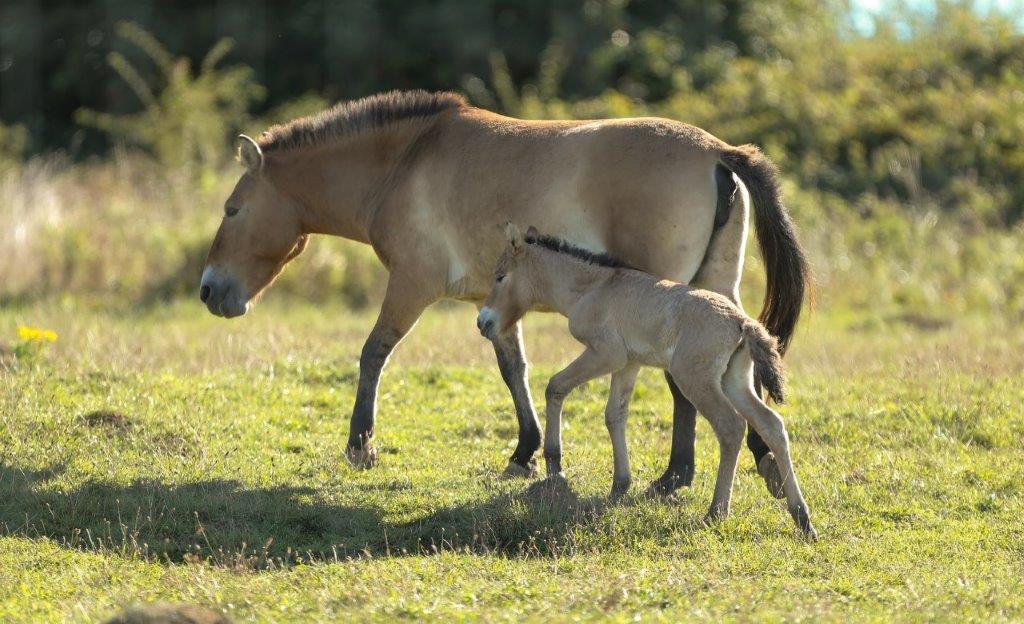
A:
[1,300,1023,622]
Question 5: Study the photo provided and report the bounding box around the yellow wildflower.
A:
[17,326,57,342]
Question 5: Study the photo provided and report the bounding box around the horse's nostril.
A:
[199,284,212,303]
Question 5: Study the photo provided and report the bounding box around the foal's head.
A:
[199,135,308,317]
[477,223,540,340]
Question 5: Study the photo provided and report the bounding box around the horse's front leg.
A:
[345,278,433,469]
[492,322,542,478]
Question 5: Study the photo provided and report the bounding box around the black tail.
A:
[719,145,809,354]
[741,319,787,404]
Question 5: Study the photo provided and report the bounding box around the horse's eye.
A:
[496,275,505,283]
[225,207,239,217]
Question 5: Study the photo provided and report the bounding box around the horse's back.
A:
[388,109,736,299]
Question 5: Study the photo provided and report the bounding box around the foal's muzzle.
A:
[199,266,249,318]
[476,307,498,340]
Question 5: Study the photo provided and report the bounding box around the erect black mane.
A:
[524,233,633,269]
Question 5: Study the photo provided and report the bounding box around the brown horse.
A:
[478,224,815,538]
[199,90,808,497]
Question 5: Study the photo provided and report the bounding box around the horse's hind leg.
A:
[645,372,697,497]
[492,322,542,477]
[723,348,816,538]
[689,177,784,499]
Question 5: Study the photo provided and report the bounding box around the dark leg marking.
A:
[646,371,697,497]
[493,327,542,474]
[346,329,401,464]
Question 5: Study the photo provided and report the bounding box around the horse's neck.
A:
[529,252,607,315]
[274,122,433,244]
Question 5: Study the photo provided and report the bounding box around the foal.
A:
[477,224,816,537]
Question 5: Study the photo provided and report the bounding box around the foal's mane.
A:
[524,233,632,270]
[258,90,467,154]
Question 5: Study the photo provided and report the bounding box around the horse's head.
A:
[199,135,309,318]
[477,223,539,340]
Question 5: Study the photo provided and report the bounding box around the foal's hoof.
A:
[346,444,378,470]
[501,458,538,479]
[609,479,632,501]
[701,512,723,528]
[801,522,819,542]
[790,503,818,541]
[757,453,786,499]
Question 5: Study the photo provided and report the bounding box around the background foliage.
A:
[1,0,1023,320]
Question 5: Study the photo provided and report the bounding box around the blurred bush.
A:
[2,3,1024,321]
[74,22,264,177]
[0,121,27,172]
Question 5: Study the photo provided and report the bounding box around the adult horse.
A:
[199,90,808,497]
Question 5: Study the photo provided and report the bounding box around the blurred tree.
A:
[3,0,1024,221]
[75,22,264,176]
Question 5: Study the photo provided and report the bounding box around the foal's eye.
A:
[224,206,239,218]
[495,275,505,283]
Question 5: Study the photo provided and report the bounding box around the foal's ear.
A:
[525,225,539,239]
[504,221,524,253]
[237,134,264,173]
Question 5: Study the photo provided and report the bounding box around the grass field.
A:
[1,299,1023,622]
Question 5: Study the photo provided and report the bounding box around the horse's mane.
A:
[258,90,467,154]
[524,232,633,270]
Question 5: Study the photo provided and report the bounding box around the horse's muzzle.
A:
[199,266,249,318]
[476,307,497,340]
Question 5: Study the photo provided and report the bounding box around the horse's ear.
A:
[504,221,524,253]
[284,234,310,263]
[237,134,264,173]
[525,225,539,239]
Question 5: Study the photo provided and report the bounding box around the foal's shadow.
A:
[0,464,609,565]
[405,475,610,556]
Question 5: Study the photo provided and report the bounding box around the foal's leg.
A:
[688,180,784,500]
[492,322,543,477]
[645,372,697,497]
[345,278,433,469]
[606,365,640,498]
[671,369,746,522]
[543,345,625,478]
[723,351,816,538]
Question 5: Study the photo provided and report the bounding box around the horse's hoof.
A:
[546,471,568,484]
[544,456,563,477]
[501,458,538,479]
[609,479,632,501]
[801,522,819,542]
[702,503,729,526]
[757,453,786,499]
[790,502,817,541]
[346,444,378,470]
[644,469,692,499]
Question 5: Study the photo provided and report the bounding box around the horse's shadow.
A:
[0,464,610,566]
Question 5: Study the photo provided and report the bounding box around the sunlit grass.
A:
[1,302,1022,621]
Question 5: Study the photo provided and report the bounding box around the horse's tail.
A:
[741,317,787,404]
[719,144,809,354]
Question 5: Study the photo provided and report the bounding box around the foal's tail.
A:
[740,318,787,404]
[719,144,809,355]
